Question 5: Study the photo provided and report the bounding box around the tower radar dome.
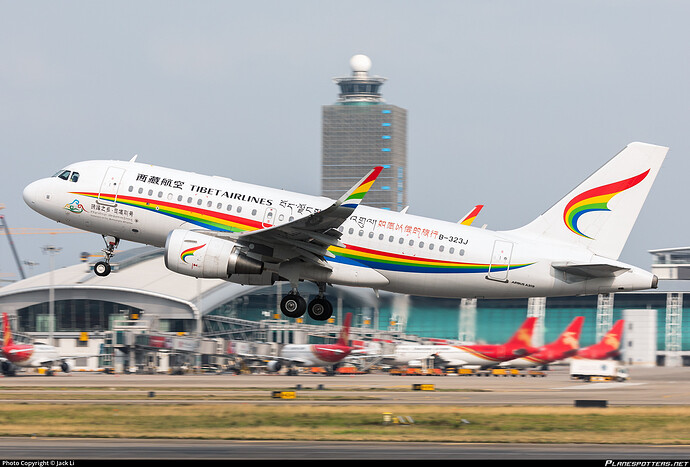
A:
[350,54,372,73]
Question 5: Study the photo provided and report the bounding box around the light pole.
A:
[41,245,62,346]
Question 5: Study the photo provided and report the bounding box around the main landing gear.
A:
[94,235,119,277]
[279,283,333,321]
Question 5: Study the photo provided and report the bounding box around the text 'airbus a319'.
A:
[23,142,667,321]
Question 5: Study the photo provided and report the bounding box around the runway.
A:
[1,365,689,406]
[0,438,688,460]
[1,366,689,459]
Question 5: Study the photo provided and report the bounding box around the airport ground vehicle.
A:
[569,359,629,382]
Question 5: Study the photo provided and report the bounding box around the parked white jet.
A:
[23,142,666,320]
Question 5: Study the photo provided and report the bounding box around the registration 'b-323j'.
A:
[23,142,667,321]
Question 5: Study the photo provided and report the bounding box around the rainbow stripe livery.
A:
[71,192,263,232]
[562,170,649,239]
[330,244,533,274]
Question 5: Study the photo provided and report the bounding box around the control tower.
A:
[321,55,407,211]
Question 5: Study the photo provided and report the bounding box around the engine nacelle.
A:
[1,360,14,374]
[266,360,282,372]
[165,229,264,279]
[60,361,73,373]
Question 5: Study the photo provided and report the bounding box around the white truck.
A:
[569,359,629,382]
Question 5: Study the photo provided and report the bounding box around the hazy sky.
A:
[1,1,688,281]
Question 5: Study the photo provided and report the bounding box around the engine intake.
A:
[165,229,264,279]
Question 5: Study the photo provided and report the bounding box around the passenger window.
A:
[70,172,80,182]
[138,188,144,194]
[128,186,134,192]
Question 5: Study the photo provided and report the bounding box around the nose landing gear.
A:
[94,235,119,277]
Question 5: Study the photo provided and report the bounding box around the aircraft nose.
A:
[22,180,43,210]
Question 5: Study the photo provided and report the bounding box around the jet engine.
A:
[60,361,73,373]
[164,229,264,279]
[266,361,282,372]
[1,361,15,375]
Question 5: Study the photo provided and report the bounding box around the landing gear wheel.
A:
[93,235,119,277]
[308,297,333,321]
[280,294,306,318]
[94,261,111,277]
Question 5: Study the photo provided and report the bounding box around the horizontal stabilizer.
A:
[551,262,630,278]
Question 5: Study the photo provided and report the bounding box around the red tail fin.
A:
[601,319,624,350]
[506,317,537,349]
[2,312,13,347]
[557,316,584,348]
[336,313,353,346]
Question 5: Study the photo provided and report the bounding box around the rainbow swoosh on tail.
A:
[340,166,383,209]
[181,244,205,263]
[329,244,533,274]
[562,170,649,239]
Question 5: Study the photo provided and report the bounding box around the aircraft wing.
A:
[551,262,631,278]
[433,352,468,367]
[197,166,383,269]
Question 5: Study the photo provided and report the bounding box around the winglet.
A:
[338,166,384,209]
[459,205,484,226]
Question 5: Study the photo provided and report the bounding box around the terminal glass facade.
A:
[17,299,142,333]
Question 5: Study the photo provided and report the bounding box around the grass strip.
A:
[0,404,687,444]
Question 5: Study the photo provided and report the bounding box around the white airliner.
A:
[22,142,667,321]
[1,313,75,376]
[382,317,538,369]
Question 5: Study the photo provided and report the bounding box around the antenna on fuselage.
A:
[129,155,138,162]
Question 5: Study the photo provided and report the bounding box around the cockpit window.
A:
[56,170,71,180]
[70,172,79,182]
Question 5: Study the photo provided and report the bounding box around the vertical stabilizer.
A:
[510,142,668,259]
[336,312,353,346]
[506,317,537,349]
[2,312,13,347]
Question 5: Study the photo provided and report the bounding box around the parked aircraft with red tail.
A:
[1,313,74,376]
[385,317,539,369]
[500,316,584,368]
[575,319,624,360]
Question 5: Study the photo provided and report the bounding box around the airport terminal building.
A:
[0,246,688,371]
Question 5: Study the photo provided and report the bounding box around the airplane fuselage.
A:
[2,342,60,368]
[281,344,353,366]
[22,159,657,300]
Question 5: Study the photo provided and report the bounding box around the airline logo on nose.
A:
[64,199,87,213]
